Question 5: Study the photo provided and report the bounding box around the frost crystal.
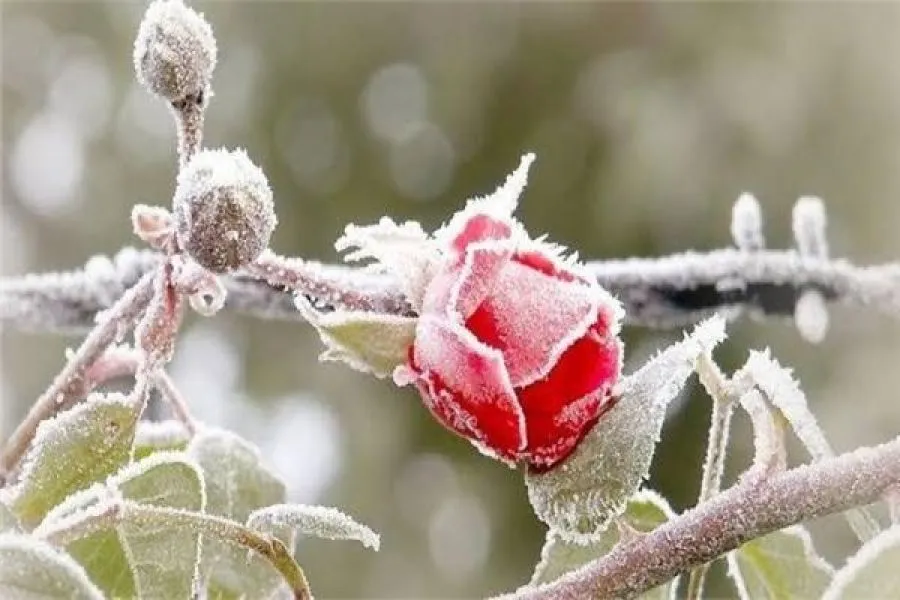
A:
[247,503,381,551]
[173,148,276,273]
[731,193,765,252]
[743,350,833,460]
[133,0,217,104]
[792,196,828,259]
[525,316,726,541]
[336,217,440,310]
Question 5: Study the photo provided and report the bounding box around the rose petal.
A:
[434,153,535,253]
[409,315,526,458]
[517,314,622,468]
[448,213,513,256]
[421,240,514,321]
[463,258,601,386]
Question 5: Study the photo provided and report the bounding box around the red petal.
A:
[449,213,512,256]
[515,311,622,468]
[514,249,577,283]
[464,259,598,386]
[409,316,526,459]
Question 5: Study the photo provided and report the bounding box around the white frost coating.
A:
[247,503,380,551]
[133,0,217,103]
[794,289,829,344]
[743,350,879,542]
[135,419,191,450]
[792,196,828,258]
[726,525,833,600]
[434,153,535,248]
[336,217,440,310]
[0,533,105,600]
[294,294,417,378]
[737,389,785,474]
[5,391,138,524]
[731,193,765,252]
[526,316,726,542]
[743,350,833,460]
[822,524,900,600]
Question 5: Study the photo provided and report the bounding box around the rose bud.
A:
[133,0,217,105]
[173,148,276,273]
[394,154,624,470]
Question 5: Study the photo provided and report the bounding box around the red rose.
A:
[394,155,623,470]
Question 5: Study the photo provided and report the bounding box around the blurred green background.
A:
[3,2,900,598]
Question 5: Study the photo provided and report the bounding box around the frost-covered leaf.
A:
[133,420,191,460]
[0,534,104,600]
[727,525,833,600]
[5,393,140,528]
[526,316,726,541]
[187,429,289,599]
[336,217,440,310]
[822,524,900,600]
[43,453,204,599]
[531,489,676,600]
[295,295,417,378]
[248,504,380,551]
[743,351,879,541]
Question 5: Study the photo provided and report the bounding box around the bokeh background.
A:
[4,2,900,598]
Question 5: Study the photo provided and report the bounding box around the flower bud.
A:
[133,0,217,104]
[173,148,276,273]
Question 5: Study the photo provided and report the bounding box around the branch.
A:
[504,436,900,599]
[1,246,898,334]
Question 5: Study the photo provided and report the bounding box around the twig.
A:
[0,271,155,484]
[2,247,899,334]
[503,435,900,600]
[684,354,736,600]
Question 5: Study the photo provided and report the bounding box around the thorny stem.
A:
[505,435,900,600]
[3,247,900,333]
[37,500,312,600]
[0,270,156,485]
[247,249,412,315]
[685,353,736,600]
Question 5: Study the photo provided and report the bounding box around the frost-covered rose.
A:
[302,154,623,470]
[393,156,623,469]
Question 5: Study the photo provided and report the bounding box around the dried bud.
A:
[173,148,276,273]
[133,0,217,104]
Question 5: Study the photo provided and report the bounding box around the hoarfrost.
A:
[247,503,380,551]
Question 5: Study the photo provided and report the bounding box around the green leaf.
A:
[295,295,417,378]
[531,490,678,598]
[6,393,141,528]
[133,420,191,460]
[248,504,380,550]
[822,523,900,600]
[0,533,104,600]
[187,428,289,599]
[727,525,833,599]
[44,452,205,599]
[526,317,726,541]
